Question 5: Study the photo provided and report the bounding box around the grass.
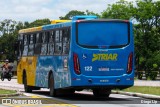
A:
[0,89,16,95]
[119,86,160,96]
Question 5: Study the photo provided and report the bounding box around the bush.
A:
[138,72,143,80]
[153,64,158,71]
[149,72,158,80]
[145,71,150,79]
[145,71,158,80]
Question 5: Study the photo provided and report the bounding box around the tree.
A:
[0,18,51,61]
[28,19,50,28]
[133,0,160,71]
[85,10,101,18]
[101,0,160,71]
[59,10,100,20]
[0,19,16,36]
[59,10,85,20]
[101,0,134,20]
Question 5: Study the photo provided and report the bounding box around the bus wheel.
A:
[93,89,111,98]
[23,73,32,93]
[49,74,57,97]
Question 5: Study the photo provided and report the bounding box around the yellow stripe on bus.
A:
[19,26,42,34]
[51,20,71,24]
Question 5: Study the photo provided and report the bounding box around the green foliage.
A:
[137,72,143,80]
[0,19,51,61]
[0,89,17,94]
[122,86,160,96]
[101,0,160,73]
[59,10,100,20]
[134,0,160,71]
[153,64,158,70]
[85,10,101,18]
[146,71,158,80]
[28,19,50,27]
[59,10,85,20]
[101,0,134,20]
[149,72,158,80]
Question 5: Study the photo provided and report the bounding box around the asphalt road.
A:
[0,79,159,107]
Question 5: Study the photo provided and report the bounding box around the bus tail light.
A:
[73,53,81,75]
[127,52,133,74]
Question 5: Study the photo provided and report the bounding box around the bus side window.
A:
[35,33,41,55]
[18,34,23,57]
[41,32,48,55]
[55,30,62,55]
[22,35,28,56]
[28,34,34,56]
[23,35,28,45]
[48,31,54,55]
[20,34,24,56]
[62,28,70,55]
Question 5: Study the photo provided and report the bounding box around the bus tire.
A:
[23,73,32,93]
[49,73,57,97]
[93,89,110,98]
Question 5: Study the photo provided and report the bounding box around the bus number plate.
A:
[84,66,92,71]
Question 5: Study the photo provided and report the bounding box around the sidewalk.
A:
[134,80,160,87]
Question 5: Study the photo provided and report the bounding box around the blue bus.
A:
[16,16,134,97]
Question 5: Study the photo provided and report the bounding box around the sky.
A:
[0,0,158,22]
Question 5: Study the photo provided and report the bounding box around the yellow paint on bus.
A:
[51,20,71,24]
[19,26,42,34]
[17,56,37,86]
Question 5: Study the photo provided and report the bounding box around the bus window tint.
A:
[18,34,23,57]
[41,32,48,55]
[77,22,128,47]
[22,35,28,56]
[23,45,28,56]
[55,30,62,54]
[35,33,41,55]
[62,29,70,55]
[36,33,41,43]
[24,35,28,45]
[30,34,34,44]
[42,32,48,43]
[48,31,54,55]
[28,34,34,56]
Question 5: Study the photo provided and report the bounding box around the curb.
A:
[112,91,160,100]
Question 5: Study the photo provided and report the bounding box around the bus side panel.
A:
[17,56,37,86]
[26,56,37,86]
[35,56,71,89]
[17,57,26,84]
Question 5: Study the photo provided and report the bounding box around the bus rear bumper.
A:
[71,74,134,89]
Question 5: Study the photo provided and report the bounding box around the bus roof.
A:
[19,20,71,34]
[18,16,98,34]
[19,26,42,34]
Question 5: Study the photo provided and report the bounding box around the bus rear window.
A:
[77,21,129,48]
